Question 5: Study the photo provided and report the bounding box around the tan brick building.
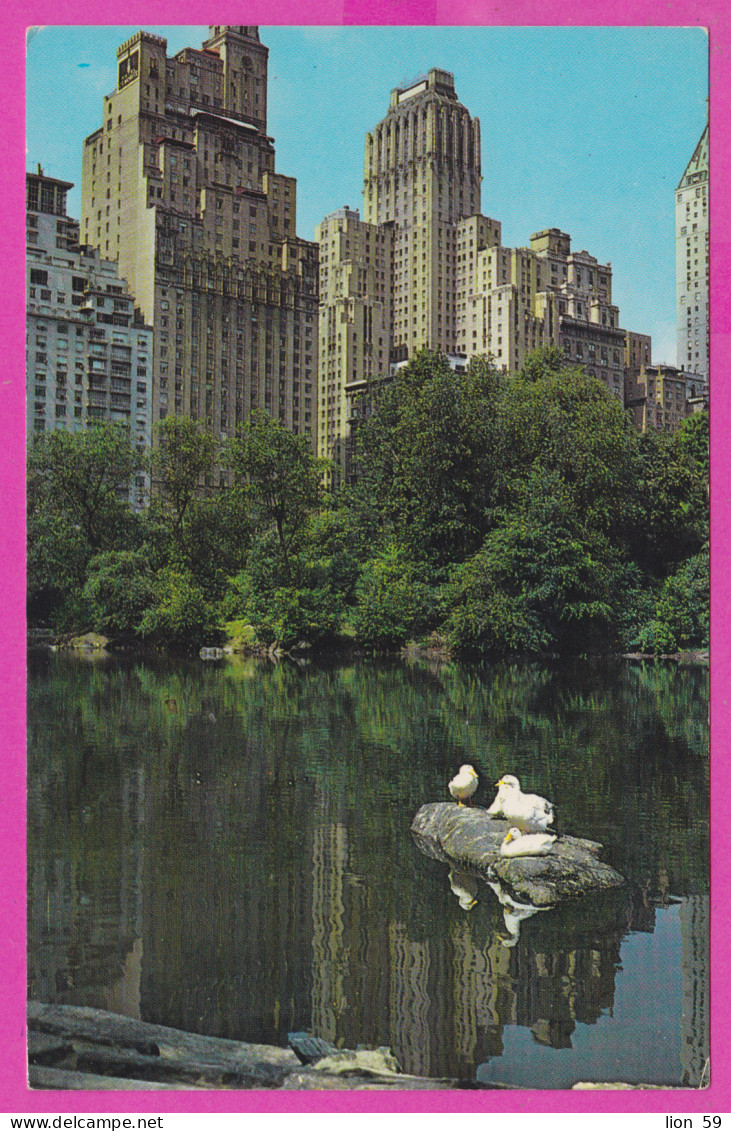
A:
[626,364,708,431]
[315,208,393,478]
[80,26,318,471]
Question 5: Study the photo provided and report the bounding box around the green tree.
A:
[138,565,219,647]
[352,541,430,651]
[27,424,144,627]
[352,350,503,568]
[495,349,640,544]
[446,471,623,654]
[82,549,156,636]
[228,410,328,582]
[150,416,217,544]
[637,546,709,653]
[28,423,143,551]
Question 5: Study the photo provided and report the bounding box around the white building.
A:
[675,124,709,380]
[27,167,153,502]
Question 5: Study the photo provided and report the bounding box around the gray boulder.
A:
[411,802,625,907]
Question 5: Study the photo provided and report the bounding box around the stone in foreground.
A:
[411,802,625,907]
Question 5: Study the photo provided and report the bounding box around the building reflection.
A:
[680,895,709,1086]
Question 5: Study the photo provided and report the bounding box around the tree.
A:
[637,547,709,653]
[352,541,431,651]
[28,423,143,551]
[82,549,156,636]
[138,565,219,647]
[352,350,503,568]
[27,424,144,627]
[446,470,623,654]
[228,410,328,582]
[494,349,640,545]
[150,416,217,543]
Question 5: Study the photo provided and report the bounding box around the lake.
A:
[27,649,709,1089]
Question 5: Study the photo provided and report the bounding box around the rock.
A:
[287,1032,339,1065]
[67,633,110,651]
[411,802,625,907]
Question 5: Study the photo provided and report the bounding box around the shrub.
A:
[82,550,155,636]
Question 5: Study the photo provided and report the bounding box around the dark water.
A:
[27,650,709,1089]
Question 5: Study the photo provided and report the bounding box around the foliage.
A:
[26,353,709,656]
[81,550,156,636]
[228,410,329,582]
[352,351,503,567]
[637,547,709,653]
[27,424,144,626]
[445,471,621,654]
[29,423,144,551]
[150,416,217,540]
[495,350,640,543]
[138,566,220,647]
[352,541,432,651]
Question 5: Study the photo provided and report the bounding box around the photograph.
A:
[7,1,728,1117]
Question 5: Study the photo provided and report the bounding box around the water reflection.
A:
[486,879,547,947]
[27,651,709,1087]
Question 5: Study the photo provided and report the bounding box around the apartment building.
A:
[316,68,653,464]
[27,168,153,495]
[315,208,394,478]
[626,364,708,431]
[80,27,318,467]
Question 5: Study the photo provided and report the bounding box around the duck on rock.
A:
[500,826,557,857]
[487,774,555,831]
[448,764,479,806]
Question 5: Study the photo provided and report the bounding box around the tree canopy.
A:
[27,350,709,655]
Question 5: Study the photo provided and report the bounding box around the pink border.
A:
[4,0,728,1114]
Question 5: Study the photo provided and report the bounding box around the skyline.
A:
[26,24,709,366]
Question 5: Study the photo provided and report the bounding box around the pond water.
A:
[27,650,709,1089]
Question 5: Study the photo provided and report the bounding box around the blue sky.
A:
[26,24,708,365]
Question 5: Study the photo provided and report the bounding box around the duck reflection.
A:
[448,869,479,911]
[486,879,548,948]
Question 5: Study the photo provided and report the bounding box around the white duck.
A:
[448,764,479,806]
[486,774,554,830]
[500,826,557,857]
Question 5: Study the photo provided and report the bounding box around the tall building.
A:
[27,167,153,492]
[80,27,318,469]
[316,69,651,468]
[675,123,709,380]
[315,207,393,477]
[363,69,482,360]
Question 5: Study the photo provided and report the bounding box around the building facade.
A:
[315,207,393,476]
[80,27,318,467]
[27,168,153,490]
[363,69,482,360]
[625,363,708,432]
[675,123,709,381]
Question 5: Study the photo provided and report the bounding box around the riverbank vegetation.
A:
[27,348,709,656]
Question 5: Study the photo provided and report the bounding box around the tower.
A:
[363,69,481,359]
[675,123,709,381]
[80,27,318,473]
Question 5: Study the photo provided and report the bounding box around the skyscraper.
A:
[363,69,482,360]
[80,27,318,471]
[675,123,709,381]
